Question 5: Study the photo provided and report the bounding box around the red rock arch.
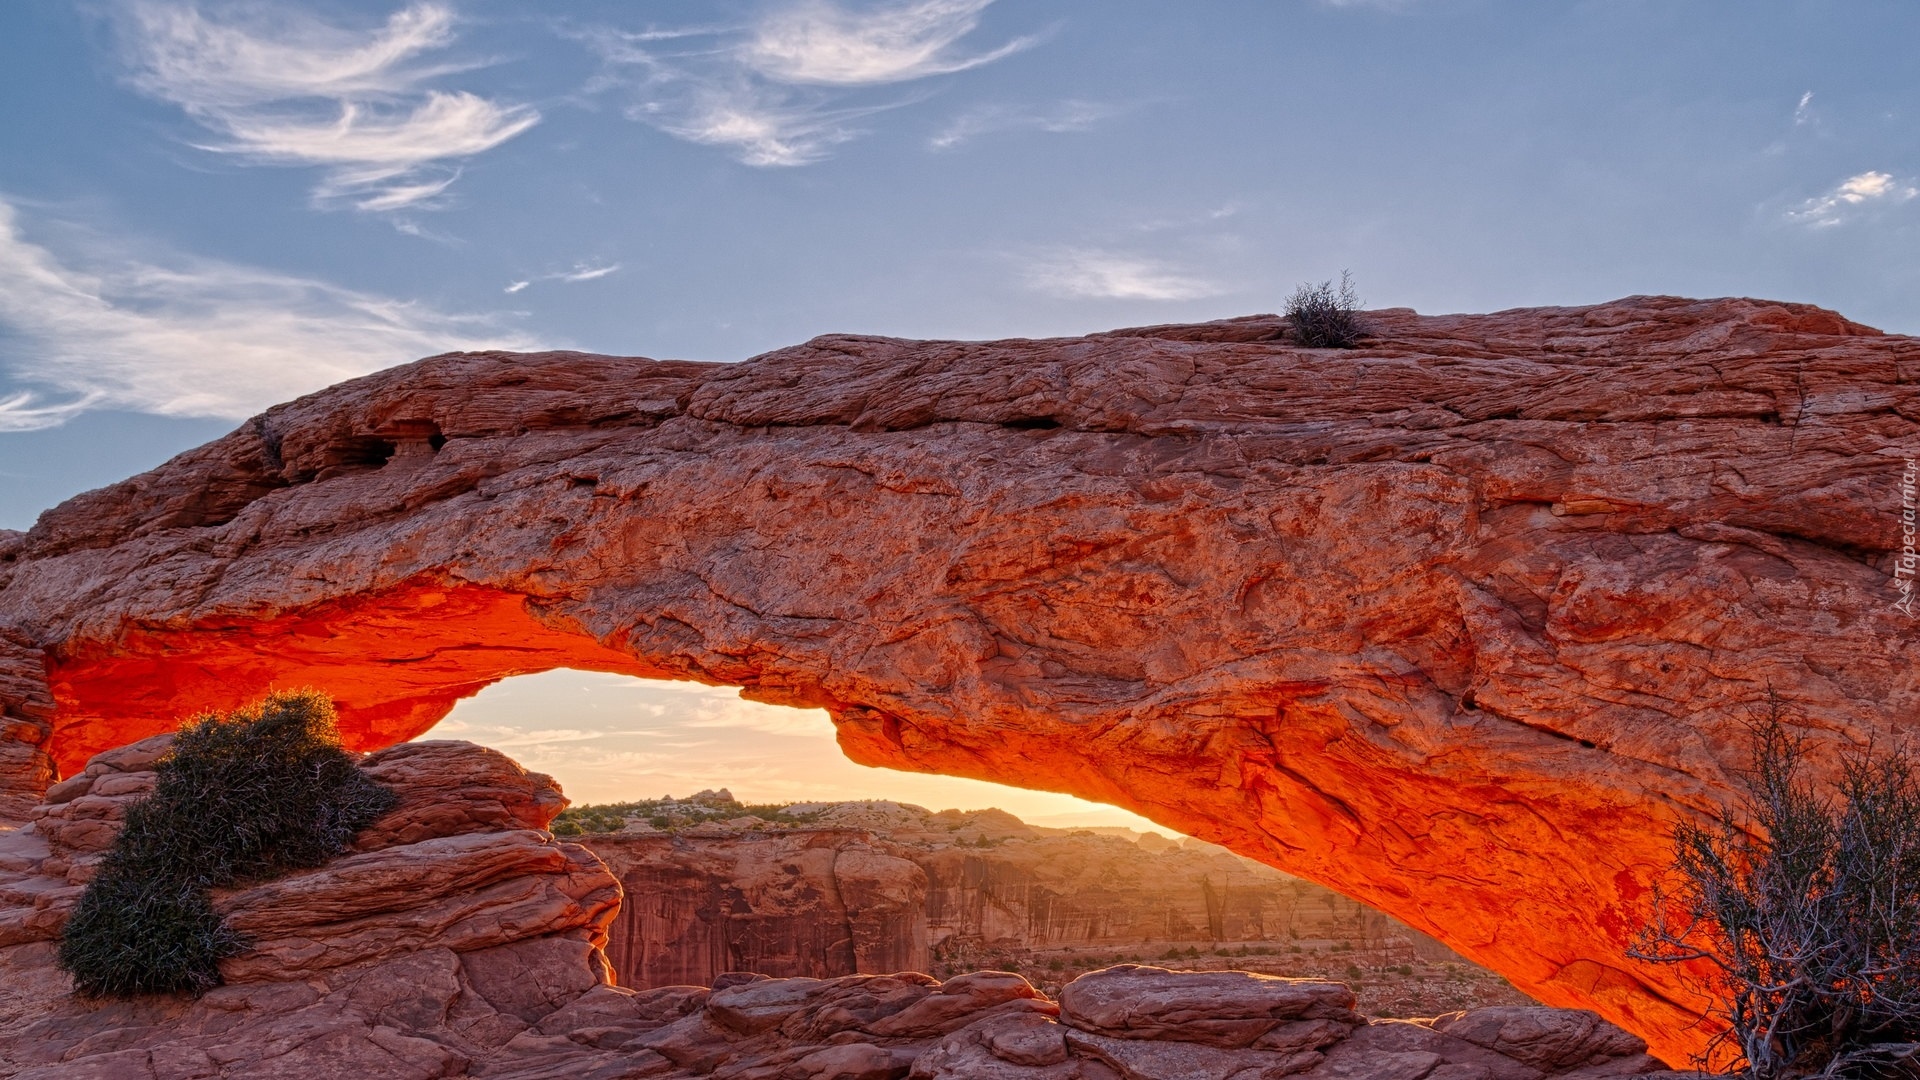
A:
[3,299,1915,1065]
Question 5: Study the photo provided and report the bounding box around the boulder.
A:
[1057,965,1361,1048]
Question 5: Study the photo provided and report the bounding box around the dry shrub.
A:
[1285,270,1366,348]
[1632,694,1920,1079]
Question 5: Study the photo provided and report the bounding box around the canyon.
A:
[0,297,1914,1063]
[0,736,1670,1079]
[567,796,1515,1018]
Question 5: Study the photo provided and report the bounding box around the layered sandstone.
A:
[0,739,1674,1080]
[1,297,1915,1061]
[0,737,624,1076]
[577,801,1453,998]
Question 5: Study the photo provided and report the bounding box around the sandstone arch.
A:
[1,297,1914,1063]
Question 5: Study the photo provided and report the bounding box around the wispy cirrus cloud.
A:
[502,260,621,294]
[1018,247,1219,302]
[636,78,890,167]
[1786,170,1919,228]
[743,0,1034,85]
[928,99,1116,150]
[1792,90,1816,126]
[115,1,537,211]
[0,198,536,431]
[583,0,1038,166]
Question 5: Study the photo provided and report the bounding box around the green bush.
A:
[55,872,245,998]
[549,795,828,836]
[1285,270,1366,348]
[58,690,396,998]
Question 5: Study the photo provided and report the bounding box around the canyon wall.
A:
[1,297,1914,1061]
[581,805,1419,991]
[594,827,930,989]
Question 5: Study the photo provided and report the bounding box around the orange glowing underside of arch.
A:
[44,582,657,777]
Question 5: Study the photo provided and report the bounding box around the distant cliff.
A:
[572,798,1444,995]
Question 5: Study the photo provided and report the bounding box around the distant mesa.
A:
[0,296,1913,1065]
[555,791,1525,1020]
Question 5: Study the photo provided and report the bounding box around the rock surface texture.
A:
[580,803,1450,995]
[0,297,1915,1062]
[0,737,625,1076]
[0,738,1678,1079]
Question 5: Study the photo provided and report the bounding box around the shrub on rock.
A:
[1285,270,1366,348]
[1631,694,1920,1079]
[57,689,396,997]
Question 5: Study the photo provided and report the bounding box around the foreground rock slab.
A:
[1,297,1915,1061]
[0,738,622,1077]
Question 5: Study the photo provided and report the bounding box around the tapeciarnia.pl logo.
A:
[1896,458,1917,617]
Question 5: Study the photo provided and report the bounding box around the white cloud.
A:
[117,1,537,211]
[640,81,886,166]
[1793,91,1815,126]
[585,0,1031,166]
[557,262,621,282]
[744,0,1034,86]
[501,261,622,295]
[1019,247,1219,302]
[0,198,537,431]
[1787,170,1919,228]
[123,1,459,104]
[928,99,1115,150]
[678,696,836,738]
[433,723,655,749]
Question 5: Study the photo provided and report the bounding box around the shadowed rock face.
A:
[592,828,932,989]
[0,296,1914,1062]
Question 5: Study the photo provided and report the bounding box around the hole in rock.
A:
[1002,415,1063,430]
[439,669,1159,831]
[310,435,396,480]
[435,670,1532,1016]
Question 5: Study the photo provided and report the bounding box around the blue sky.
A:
[4,0,1918,521]
[1,0,1915,816]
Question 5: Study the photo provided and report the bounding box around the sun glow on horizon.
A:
[436,668,1180,834]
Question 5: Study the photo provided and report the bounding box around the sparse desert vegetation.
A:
[56,690,394,997]
[933,940,1532,1019]
[1632,696,1920,1078]
[1285,270,1367,348]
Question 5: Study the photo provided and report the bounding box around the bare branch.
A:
[1629,691,1920,1079]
